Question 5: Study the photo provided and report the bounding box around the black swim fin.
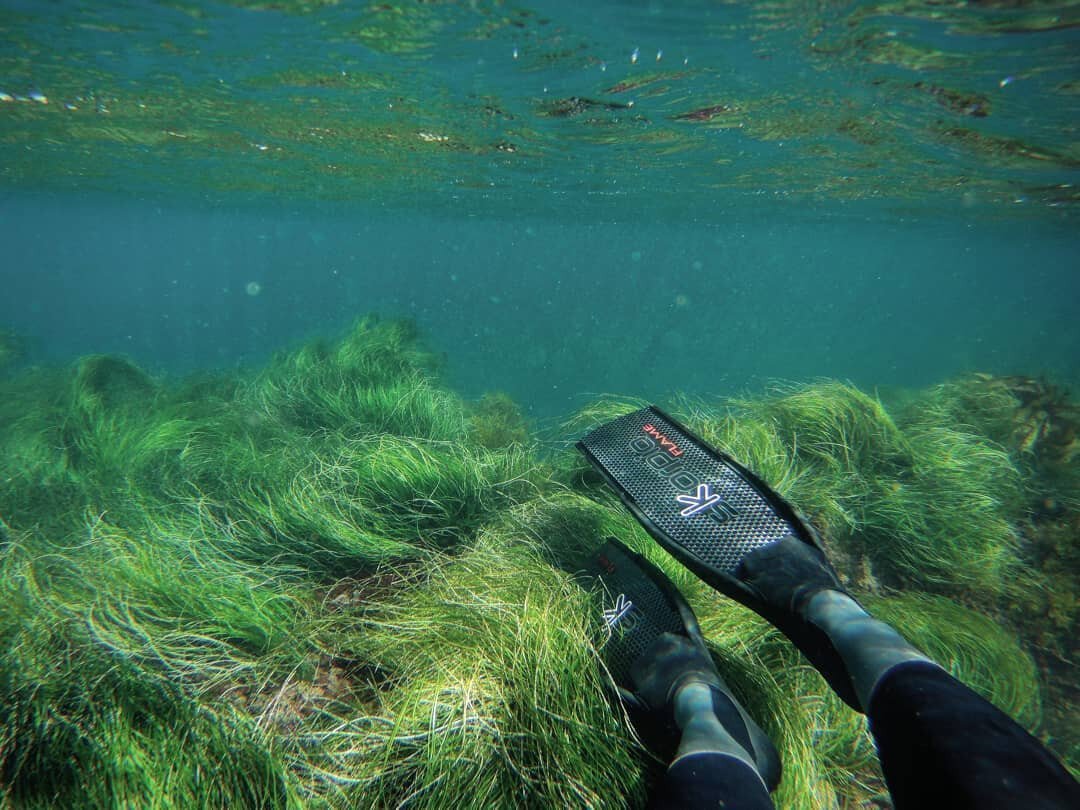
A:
[578,405,860,708]
[585,538,782,789]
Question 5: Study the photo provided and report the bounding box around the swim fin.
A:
[586,538,709,704]
[578,405,860,708]
[585,538,781,789]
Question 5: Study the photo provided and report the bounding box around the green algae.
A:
[468,392,531,450]
[0,320,1076,806]
[860,37,964,72]
[846,0,1080,36]
[343,3,447,56]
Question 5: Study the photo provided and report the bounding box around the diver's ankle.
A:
[806,590,935,711]
[671,682,758,768]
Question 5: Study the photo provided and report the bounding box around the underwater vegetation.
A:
[0,318,1077,808]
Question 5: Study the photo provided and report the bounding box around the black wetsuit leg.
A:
[869,659,1080,810]
[650,752,774,810]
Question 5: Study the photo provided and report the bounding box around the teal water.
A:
[1,0,1077,415]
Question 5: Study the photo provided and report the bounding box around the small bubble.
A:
[631,47,639,64]
[631,250,642,262]
[245,281,262,296]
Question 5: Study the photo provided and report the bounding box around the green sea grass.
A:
[0,324,1074,807]
[675,383,1025,596]
[0,529,296,809]
[318,532,649,809]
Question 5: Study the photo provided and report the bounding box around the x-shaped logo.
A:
[676,483,723,517]
[602,593,635,629]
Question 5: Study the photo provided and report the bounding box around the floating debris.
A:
[673,103,739,122]
[540,96,633,118]
[837,116,884,146]
[1023,183,1078,207]
[937,126,1080,168]
[915,82,991,117]
[604,71,687,94]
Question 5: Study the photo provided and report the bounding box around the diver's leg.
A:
[647,680,775,810]
[868,656,1079,809]
[767,574,1075,806]
[584,539,781,803]
[795,586,1080,809]
[577,407,1078,806]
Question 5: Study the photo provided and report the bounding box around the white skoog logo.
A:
[676,483,722,516]
[603,593,635,630]
[676,482,739,523]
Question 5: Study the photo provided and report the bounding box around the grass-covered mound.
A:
[0,320,1076,808]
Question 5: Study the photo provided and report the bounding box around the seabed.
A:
[0,318,1076,809]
